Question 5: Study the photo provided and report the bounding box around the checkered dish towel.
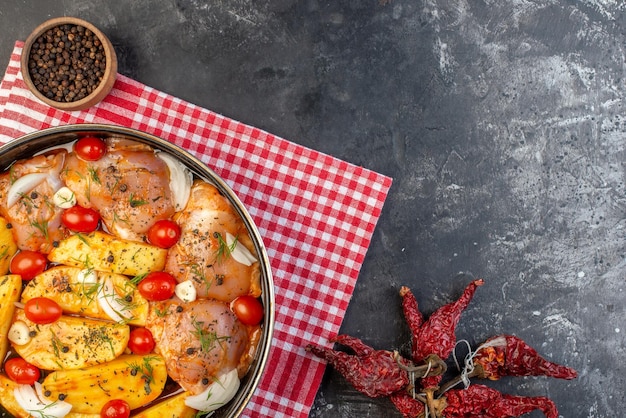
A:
[0,41,392,417]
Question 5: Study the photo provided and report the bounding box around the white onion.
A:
[175,280,197,302]
[6,173,48,208]
[185,369,240,412]
[97,279,132,322]
[8,320,31,345]
[77,269,98,285]
[14,382,72,417]
[157,152,192,211]
[225,232,257,266]
[52,187,77,208]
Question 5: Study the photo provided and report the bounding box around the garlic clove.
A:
[52,186,77,208]
[8,321,31,345]
[175,280,197,303]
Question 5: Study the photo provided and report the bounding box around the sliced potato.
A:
[131,391,196,418]
[48,231,168,276]
[43,354,167,414]
[12,309,129,370]
[0,217,17,275]
[21,266,149,326]
[0,275,22,361]
[0,373,27,418]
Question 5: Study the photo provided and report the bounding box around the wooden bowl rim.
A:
[20,17,118,111]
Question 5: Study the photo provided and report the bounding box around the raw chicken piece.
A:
[61,138,176,241]
[0,150,68,253]
[165,180,261,302]
[146,298,259,395]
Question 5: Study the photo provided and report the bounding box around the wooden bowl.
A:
[20,17,117,111]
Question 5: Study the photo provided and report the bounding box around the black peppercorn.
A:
[27,23,106,103]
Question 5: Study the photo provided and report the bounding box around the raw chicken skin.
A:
[146,299,256,395]
[0,150,68,253]
[165,180,261,302]
[61,139,176,241]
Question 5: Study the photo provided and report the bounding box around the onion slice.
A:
[97,278,133,323]
[6,172,48,208]
[14,382,72,417]
[185,369,240,412]
[157,152,192,211]
[225,232,257,266]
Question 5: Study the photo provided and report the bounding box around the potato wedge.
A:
[0,217,17,275]
[0,275,21,361]
[67,415,101,418]
[11,309,129,370]
[0,373,27,418]
[48,231,168,276]
[43,354,167,414]
[21,266,149,326]
[131,391,196,418]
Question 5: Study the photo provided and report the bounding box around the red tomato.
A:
[230,295,264,326]
[62,205,101,232]
[4,357,40,385]
[100,399,130,418]
[10,250,47,280]
[24,297,63,324]
[147,219,181,248]
[128,327,155,355]
[75,136,107,161]
[137,272,177,301]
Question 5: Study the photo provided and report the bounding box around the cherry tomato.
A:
[61,205,101,232]
[10,250,47,280]
[24,297,62,324]
[128,327,155,355]
[147,219,181,248]
[137,272,177,301]
[100,399,130,418]
[4,357,40,385]
[75,136,107,161]
[230,295,264,326]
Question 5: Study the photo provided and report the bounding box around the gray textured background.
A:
[2,1,625,417]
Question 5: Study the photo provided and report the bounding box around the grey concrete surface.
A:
[2,1,625,417]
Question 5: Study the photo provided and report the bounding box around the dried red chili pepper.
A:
[473,334,577,380]
[400,285,424,334]
[402,279,484,388]
[389,390,425,418]
[305,335,411,398]
[444,384,558,418]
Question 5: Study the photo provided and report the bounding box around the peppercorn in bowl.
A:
[20,17,117,111]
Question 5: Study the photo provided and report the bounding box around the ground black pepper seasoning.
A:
[27,23,107,103]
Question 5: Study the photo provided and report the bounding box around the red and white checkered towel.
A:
[0,41,392,417]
